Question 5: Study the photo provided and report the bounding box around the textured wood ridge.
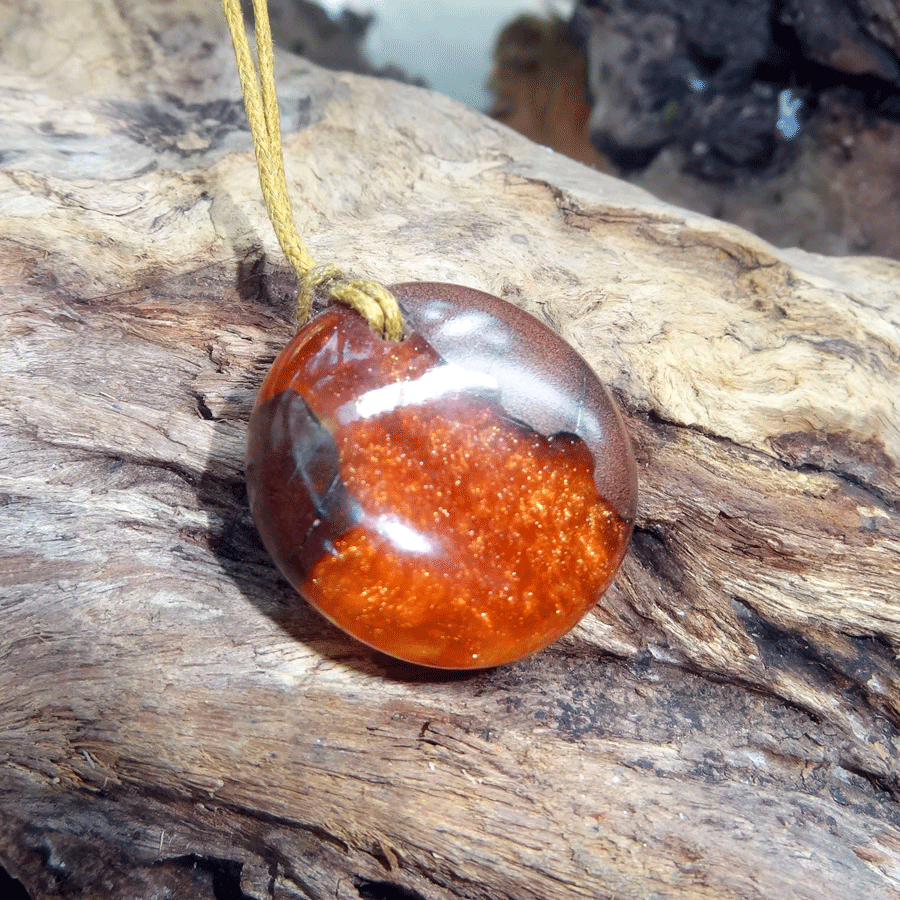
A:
[1,2,900,899]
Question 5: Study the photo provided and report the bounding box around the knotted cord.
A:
[221,0,403,339]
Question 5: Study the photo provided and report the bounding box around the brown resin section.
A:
[246,290,636,668]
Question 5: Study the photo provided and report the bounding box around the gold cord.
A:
[220,0,403,340]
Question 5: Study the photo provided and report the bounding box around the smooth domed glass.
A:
[246,283,637,668]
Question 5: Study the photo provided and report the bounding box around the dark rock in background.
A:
[573,0,776,177]
[571,0,900,179]
[565,0,900,258]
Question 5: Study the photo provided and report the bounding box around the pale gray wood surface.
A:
[1,2,899,898]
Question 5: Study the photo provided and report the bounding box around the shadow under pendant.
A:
[246,283,638,668]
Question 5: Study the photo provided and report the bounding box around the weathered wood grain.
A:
[1,2,899,899]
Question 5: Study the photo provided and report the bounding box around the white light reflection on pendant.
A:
[376,516,436,556]
[350,363,498,421]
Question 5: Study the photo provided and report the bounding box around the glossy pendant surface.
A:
[246,283,637,668]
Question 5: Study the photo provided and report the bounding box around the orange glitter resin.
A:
[246,284,637,668]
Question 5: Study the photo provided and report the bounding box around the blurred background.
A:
[361,0,577,111]
[253,0,900,260]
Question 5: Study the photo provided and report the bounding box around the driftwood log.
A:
[2,2,900,898]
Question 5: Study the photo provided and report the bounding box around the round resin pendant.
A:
[246,283,637,668]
